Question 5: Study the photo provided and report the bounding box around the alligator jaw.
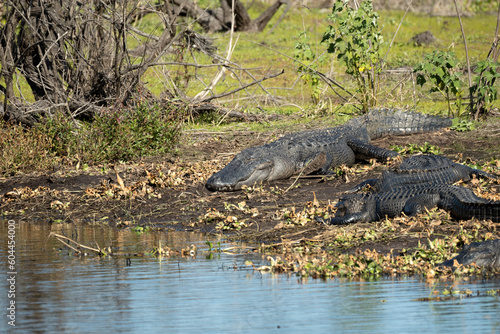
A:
[205,154,298,192]
[205,159,274,192]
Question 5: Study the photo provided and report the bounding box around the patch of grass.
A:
[0,120,57,175]
[158,8,499,109]
[0,102,184,175]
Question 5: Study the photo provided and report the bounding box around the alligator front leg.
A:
[318,211,371,225]
[347,138,399,161]
[402,193,441,216]
[347,179,379,193]
[300,152,327,175]
[470,168,498,180]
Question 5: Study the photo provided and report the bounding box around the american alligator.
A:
[348,154,497,193]
[440,239,500,268]
[320,184,500,225]
[206,108,451,191]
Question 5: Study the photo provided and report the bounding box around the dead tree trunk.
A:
[0,0,209,125]
[0,0,285,126]
[173,0,289,33]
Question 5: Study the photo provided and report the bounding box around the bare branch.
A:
[198,69,285,103]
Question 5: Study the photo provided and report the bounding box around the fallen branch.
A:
[49,232,106,256]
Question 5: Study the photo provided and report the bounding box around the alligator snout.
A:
[205,174,235,192]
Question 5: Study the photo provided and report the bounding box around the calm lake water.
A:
[1,221,499,333]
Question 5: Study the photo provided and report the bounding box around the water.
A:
[1,221,500,333]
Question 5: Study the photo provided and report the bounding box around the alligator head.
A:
[326,193,376,224]
[442,240,500,268]
[334,194,371,216]
[205,149,295,192]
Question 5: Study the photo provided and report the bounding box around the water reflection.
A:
[1,221,499,333]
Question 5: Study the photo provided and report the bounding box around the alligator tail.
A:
[451,201,500,223]
[364,108,452,140]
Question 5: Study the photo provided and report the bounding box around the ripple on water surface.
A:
[1,222,499,333]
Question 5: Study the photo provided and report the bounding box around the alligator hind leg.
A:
[347,138,399,161]
[301,152,327,175]
[403,194,441,216]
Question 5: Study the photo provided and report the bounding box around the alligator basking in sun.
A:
[348,154,497,193]
[318,155,499,225]
[440,239,500,268]
[206,108,452,191]
[323,183,500,225]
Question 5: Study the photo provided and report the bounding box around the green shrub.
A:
[414,50,463,117]
[414,51,500,118]
[322,0,384,111]
[0,120,56,175]
[469,59,500,117]
[0,102,184,174]
[80,102,184,162]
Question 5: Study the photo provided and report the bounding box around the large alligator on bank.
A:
[206,108,452,191]
[440,239,500,268]
[348,154,497,193]
[320,183,500,225]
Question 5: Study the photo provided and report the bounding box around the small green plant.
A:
[132,225,151,234]
[206,240,221,252]
[216,217,247,230]
[469,59,500,118]
[322,0,384,111]
[294,31,326,104]
[391,142,442,155]
[450,118,475,132]
[414,50,464,117]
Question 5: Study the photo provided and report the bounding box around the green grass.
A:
[6,6,497,111]
[136,7,499,117]
[1,4,499,173]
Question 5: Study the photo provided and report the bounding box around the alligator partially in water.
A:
[321,184,500,225]
[348,154,497,193]
[206,108,451,191]
[440,239,500,268]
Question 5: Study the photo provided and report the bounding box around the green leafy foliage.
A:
[50,102,183,163]
[414,51,463,117]
[322,0,384,111]
[294,31,326,104]
[415,52,500,118]
[469,59,500,116]
[390,142,442,156]
[0,102,184,174]
[450,118,475,132]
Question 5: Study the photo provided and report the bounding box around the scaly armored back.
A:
[364,108,452,140]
